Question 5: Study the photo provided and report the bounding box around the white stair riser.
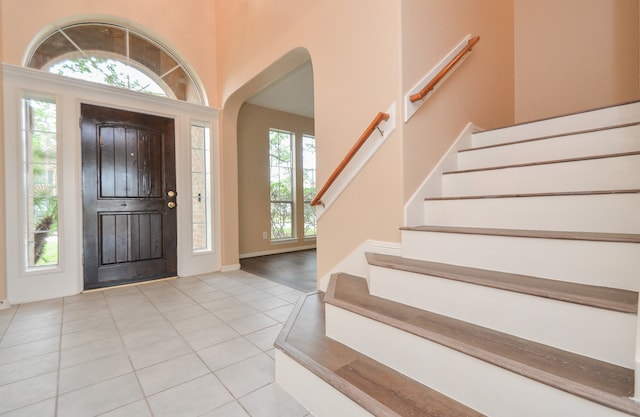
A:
[275,350,374,417]
[423,193,640,233]
[442,154,640,197]
[368,266,635,367]
[460,125,640,170]
[472,102,640,147]
[325,305,631,417]
[401,230,639,291]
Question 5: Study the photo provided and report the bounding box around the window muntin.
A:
[302,134,316,238]
[27,23,203,104]
[191,123,212,252]
[22,96,59,268]
[269,129,294,240]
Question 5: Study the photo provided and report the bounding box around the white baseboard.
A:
[0,299,10,310]
[239,244,316,259]
[220,263,241,272]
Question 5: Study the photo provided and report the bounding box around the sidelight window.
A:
[191,123,212,252]
[22,96,59,268]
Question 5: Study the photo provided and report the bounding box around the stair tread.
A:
[400,225,640,243]
[365,252,638,313]
[275,292,485,417]
[442,150,640,175]
[424,188,640,201]
[325,273,640,416]
[462,121,640,152]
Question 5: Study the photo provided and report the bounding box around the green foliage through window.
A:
[49,57,167,97]
[23,97,59,267]
[269,129,293,239]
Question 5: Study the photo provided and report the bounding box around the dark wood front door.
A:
[81,104,177,290]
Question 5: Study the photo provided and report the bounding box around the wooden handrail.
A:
[310,111,390,207]
[409,36,480,103]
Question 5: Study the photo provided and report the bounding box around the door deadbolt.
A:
[167,190,176,197]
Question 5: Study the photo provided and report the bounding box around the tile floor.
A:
[0,270,314,417]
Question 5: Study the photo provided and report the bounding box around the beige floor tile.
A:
[128,335,192,370]
[93,399,152,417]
[0,336,59,366]
[59,352,133,394]
[182,322,239,351]
[0,324,61,349]
[200,401,250,417]
[244,324,283,352]
[227,313,278,335]
[60,323,119,350]
[0,371,57,414]
[0,351,58,386]
[0,398,56,417]
[238,383,308,417]
[136,353,209,396]
[215,353,274,398]
[197,337,261,371]
[0,271,310,417]
[60,336,125,368]
[147,374,234,417]
[57,373,143,417]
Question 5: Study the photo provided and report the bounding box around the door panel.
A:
[81,104,177,289]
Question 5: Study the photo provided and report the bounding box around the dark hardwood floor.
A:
[240,249,317,292]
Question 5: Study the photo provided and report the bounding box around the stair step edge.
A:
[326,274,640,417]
[463,121,640,153]
[442,150,640,176]
[400,225,640,243]
[365,252,638,314]
[275,292,485,417]
[424,189,640,201]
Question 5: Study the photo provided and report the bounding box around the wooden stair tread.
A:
[424,188,640,201]
[400,225,640,243]
[461,121,640,153]
[275,292,485,417]
[365,252,638,313]
[442,150,640,175]
[325,274,640,416]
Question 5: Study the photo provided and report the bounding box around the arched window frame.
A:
[25,22,205,104]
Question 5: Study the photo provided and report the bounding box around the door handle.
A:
[168,202,176,209]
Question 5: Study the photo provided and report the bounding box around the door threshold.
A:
[82,275,179,293]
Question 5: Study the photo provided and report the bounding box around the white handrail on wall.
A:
[404,34,477,122]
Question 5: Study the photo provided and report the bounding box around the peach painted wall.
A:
[401,0,515,199]
[215,0,404,277]
[514,0,640,122]
[0,0,218,106]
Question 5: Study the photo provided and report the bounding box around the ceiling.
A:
[246,60,314,118]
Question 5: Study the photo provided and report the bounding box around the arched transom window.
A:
[27,23,204,104]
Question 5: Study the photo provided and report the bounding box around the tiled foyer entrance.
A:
[0,270,313,417]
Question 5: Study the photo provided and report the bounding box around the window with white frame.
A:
[22,96,59,268]
[269,129,294,240]
[301,134,316,238]
[268,129,316,241]
[191,123,212,252]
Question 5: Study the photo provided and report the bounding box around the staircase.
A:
[275,101,640,416]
